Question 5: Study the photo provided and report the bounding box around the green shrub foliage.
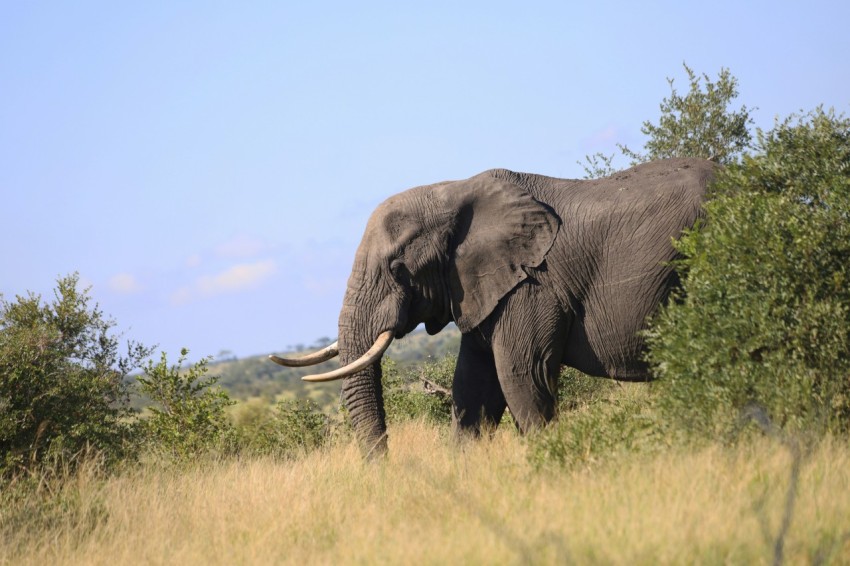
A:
[255,399,331,456]
[0,274,152,475]
[137,350,235,459]
[529,384,659,469]
[647,108,850,435]
[383,356,454,425]
[622,63,753,166]
[557,367,616,413]
[581,63,753,178]
[231,398,332,457]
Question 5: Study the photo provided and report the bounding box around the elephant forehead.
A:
[364,188,449,242]
[358,206,419,254]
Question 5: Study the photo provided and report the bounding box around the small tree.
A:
[646,107,850,436]
[137,350,235,460]
[0,274,152,474]
[580,63,754,178]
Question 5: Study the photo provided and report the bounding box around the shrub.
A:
[581,63,754,178]
[233,398,331,458]
[382,358,615,431]
[136,350,235,460]
[622,63,754,166]
[647,108,850,437]
[383,356,454,425]
[264,399,330,455]
[529,384,659,469]
[0,274,152,476]
[557,367,616,413]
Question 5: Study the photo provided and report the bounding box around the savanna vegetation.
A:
[2,65,849,564]
[3,421,849,564]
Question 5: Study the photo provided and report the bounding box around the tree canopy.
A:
[581,63,754,178]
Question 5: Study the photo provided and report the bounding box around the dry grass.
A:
[3,421,849,565]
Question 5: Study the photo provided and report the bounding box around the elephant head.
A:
[272,172,560,455]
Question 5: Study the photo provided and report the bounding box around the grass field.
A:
[2,421,849,565]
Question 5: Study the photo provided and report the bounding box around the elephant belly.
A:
[562,318,650,380]
[563,276,668,381]
[563,325,650,380]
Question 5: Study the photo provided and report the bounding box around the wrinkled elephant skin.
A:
[276,158,716,455]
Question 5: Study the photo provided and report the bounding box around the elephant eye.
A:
[390,260,410,281]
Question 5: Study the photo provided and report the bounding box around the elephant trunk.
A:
[341,362,388,457]
[336,291,403,457]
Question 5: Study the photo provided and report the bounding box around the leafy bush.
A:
[0,274,152,475]
[382,357,615,432]
[136,350,235,460]
[529,384,659,469]
[383,356,454,425]
[647,108,850,436]
[621,63,754,166]
[233,398,332,458]
[581,63,753,178]
[557,367,616,413]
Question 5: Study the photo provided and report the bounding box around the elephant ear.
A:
[438,172,560,333]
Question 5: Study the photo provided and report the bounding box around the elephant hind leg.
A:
[452,332,507,438]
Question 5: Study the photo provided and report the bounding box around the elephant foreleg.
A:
[452,332,507,438]
[490,283,568,433]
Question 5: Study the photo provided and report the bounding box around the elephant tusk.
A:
[268,341,339,367]
[301,331,394,382]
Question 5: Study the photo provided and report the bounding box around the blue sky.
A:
[2,1,848,361]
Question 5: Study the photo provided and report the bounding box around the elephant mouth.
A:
[268,330,394,382]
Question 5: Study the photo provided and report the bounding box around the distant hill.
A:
[382,323,461,364]
[209,325,461,405]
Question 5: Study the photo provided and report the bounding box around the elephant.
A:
[270,157,716,456]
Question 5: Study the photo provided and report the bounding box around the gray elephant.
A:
[271,157,716,455]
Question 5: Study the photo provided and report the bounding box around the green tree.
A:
[580,63,754,178]
[0,274,152,474]
[646,107,850,436]
[137,349,235,460]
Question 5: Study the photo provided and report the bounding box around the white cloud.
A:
[198,260,276,294]
[170,259,276,306]
[108,272,143,294]
[186,254,202,268]
[215,234,265,259]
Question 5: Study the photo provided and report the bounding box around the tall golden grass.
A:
[3,421,849,565]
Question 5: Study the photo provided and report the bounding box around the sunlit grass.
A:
[3,421,849,565]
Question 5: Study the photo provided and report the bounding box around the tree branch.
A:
[419,376,451,399]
